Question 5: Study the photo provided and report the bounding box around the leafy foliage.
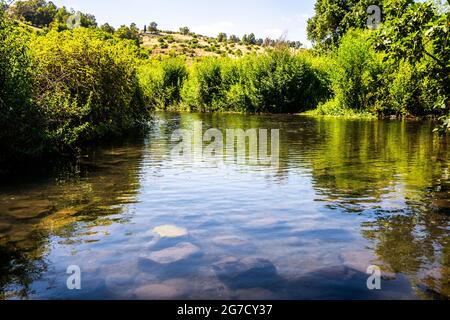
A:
[376,0,449,116]
[115,23,140,46]
[328,29,382,112]
[139,57,188,109]
[9,0,57,27]
[148,21,158,34]
[100,23,115,34]
[306,0,413,50]
[179,26,190,35]
[29,28,151,150]
[9,0,97,29]
[307,0,449,132]
[1,1,153,172]
[180,49,329,113]
[0,7,45,167]
[1,0,449,173]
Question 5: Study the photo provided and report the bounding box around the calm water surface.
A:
[0,112,449,300]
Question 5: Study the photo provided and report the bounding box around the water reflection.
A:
[0,113,448,300]
[0,144,145,298]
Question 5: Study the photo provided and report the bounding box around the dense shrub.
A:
[29,28,151,151]
[241,50,328,113]
[180,49,329,113]
[327,29,382,113]
[139,57,188,109]
[321,29,447,118]
[0,9,45,168]
[181,58,230,111]
[387,60,420,115]
[308,0,449,132]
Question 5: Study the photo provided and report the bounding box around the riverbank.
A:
[1,1,448,174]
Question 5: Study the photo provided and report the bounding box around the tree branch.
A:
[423,49,447,70]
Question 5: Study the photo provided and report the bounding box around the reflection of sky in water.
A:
[0,113,448,300]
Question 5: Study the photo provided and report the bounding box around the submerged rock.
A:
[212,236,248,247]
[135,283,181,299]
[141,242,200,264]
[152,225,188,238]
[212,257,278,290]
[134,279,189,299]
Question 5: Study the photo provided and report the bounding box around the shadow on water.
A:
[0,140,146,299]
[0,112,448,299]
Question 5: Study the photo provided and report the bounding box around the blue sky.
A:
[52,0,316,46]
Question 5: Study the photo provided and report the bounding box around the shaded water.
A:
[0,112,449,300]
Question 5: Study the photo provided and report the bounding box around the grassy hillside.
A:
[142,31,267,59]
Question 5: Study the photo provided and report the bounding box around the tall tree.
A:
[307,0,389,49]
[79,11,97,28]
[179,26,190,35]
[247,33,256,45]
[100,23,115,34]
[229,34,239,43]
[149,21,158,33]
[376,0,449,114]
[10,0,58,27]
[243,33,256,45]
[217,32,227,42]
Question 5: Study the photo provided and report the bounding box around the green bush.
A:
[241,49,328,113]
[139,57,188,109]
[315,29,448,119]
[165,35,175,43]
[181,57,227,111]
[328,29,382,113]
[388,59,419,115]
[180,49,329,113]
[0,9,45,168]
[29,28,151,151]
